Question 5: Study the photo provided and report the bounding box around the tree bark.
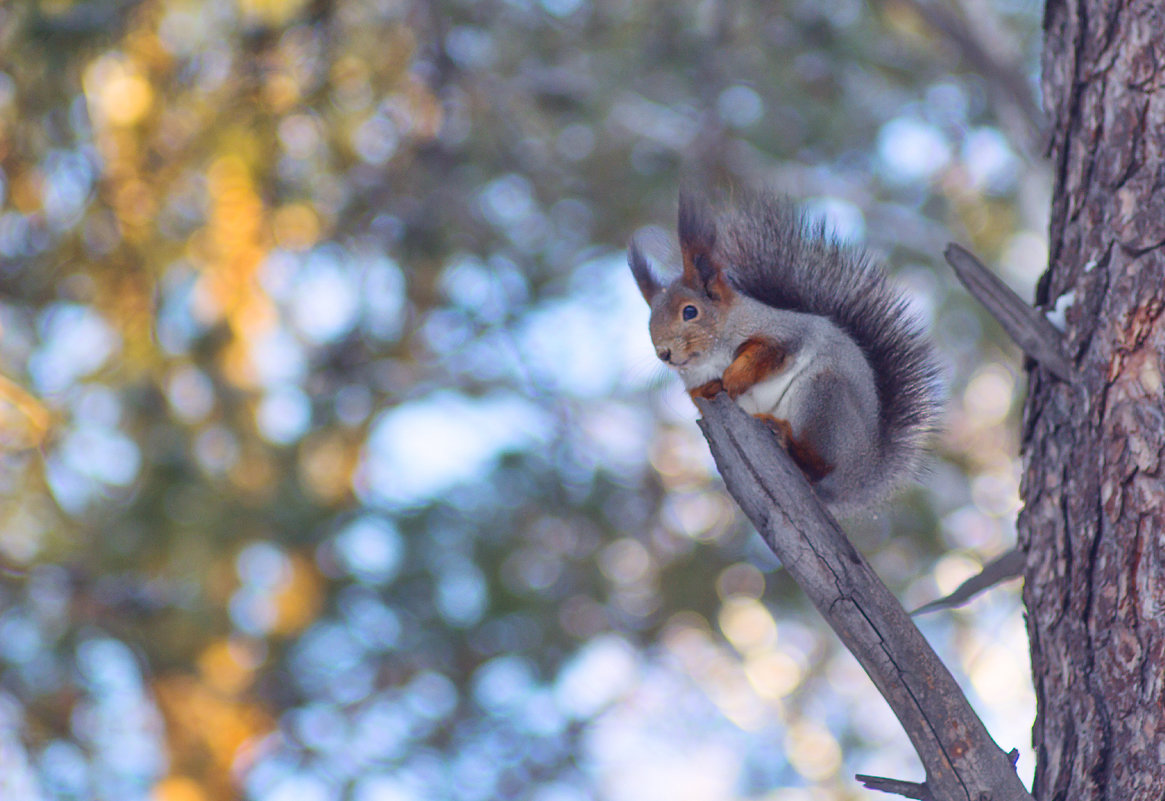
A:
[1024,1,1165,798]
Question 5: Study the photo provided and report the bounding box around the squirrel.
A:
[629,190,942,514]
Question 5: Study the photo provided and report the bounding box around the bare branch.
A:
[857,773,934,800]
[912,547,1025,615]
[694,394,1033,801]
[944,243,1078,383]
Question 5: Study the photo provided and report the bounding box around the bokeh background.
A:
[0,1,1049,799]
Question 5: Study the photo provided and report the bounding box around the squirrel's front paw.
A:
[753,413,791,446]
[689,379,725,401]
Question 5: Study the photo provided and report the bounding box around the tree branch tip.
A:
[943,242,999,279]
[943,241,966,261]
[910,547,1025,615]
[942,241,1079,385]
[854,774,933,800]
[692,391,729,413]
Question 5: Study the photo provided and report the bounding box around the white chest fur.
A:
[678,350,734,389]
[734,352,810,418]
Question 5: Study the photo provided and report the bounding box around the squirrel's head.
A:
[628,192,735,379]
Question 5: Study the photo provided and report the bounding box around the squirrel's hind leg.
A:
[753,413,834,483]
[788,370,878,503]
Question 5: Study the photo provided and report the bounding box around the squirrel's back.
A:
[711,191,942,486]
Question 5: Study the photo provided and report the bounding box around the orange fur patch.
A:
[722,337,789,398]
[754,413,834,482]
[753,413,792,445]
[680,251,735,302]
[689,379,724,401]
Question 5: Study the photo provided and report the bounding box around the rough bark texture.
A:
[1024,1,1165,799]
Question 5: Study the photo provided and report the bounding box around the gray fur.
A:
[702,295,884,515]
[712,192,943,495]
[629,190,943,515]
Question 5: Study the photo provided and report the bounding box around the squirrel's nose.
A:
[656,347,671,363]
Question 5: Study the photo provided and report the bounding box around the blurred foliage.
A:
[0,0,1048,799]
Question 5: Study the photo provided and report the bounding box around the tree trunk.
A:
[1024,1,1165,798]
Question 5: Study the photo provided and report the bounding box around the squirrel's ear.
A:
[628,239,662,303]
[678,191,716,264]
[678,191,731,301]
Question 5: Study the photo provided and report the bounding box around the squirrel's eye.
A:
[682,305,698,321]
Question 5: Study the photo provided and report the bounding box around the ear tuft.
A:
[627,238,662,303]
[693,253,716,291]
[678,191,716,257]
[678,191,731,300]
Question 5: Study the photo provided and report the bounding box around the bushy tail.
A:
[705,191,943,493]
